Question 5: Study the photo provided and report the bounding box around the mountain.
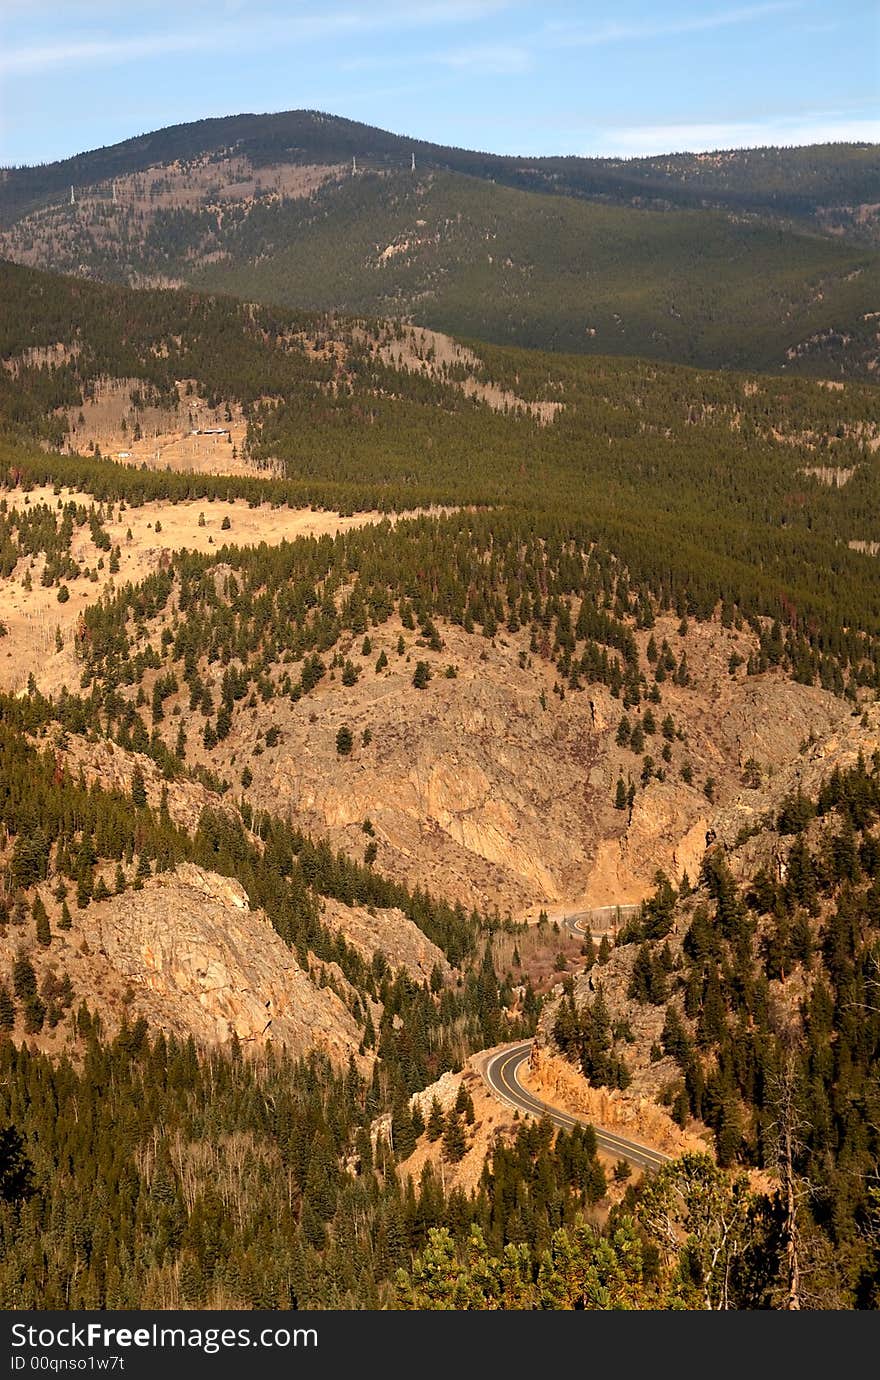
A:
[5,254,880,651]
[3,110,879,234]
[1,246,880,1307]
[3,111,880,378]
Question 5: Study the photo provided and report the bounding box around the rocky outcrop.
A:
[584,782,709,905]
[386,1067,517,1195]
[192,610,851,919]
[60,736,227,836]
[522,1044,710,1160]
[268,647,594,915]
[79,863,362,1060]
[713,697,880,869]
[319,897,450,983]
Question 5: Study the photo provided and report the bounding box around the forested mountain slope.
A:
[2,112,879,377]
[539,749,880,1307]
[3,110,878,235]
[190,169,880,377]
[4,256,880,661]
[1,259,880,1307]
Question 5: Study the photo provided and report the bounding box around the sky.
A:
[0,0,877,167]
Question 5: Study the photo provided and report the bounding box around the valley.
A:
[0,106,879,1313]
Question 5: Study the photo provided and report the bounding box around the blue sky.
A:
[1,1,877,166]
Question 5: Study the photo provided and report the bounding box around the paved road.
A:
[564,904,640,937]
[482,1040,671,1173]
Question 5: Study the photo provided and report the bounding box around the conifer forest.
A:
[0,104,879,1315]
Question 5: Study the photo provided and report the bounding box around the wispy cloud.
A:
[542,1,805,50]
[439,43,531,75]
[0,1,512,76]
[339,2,805,85]
[1,33,205,75]
[594,113,880,156]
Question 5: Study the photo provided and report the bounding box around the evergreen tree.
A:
[426,1099,445,1142]
[130,763,147,808]
[12,955,36,1004]
[32,896,51,948]
[391,1089,417,1161]
[0,986,15,1032]
[441,1111,467,1164]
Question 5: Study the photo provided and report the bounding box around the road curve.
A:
[564,904,640,938]
[482,1041,671,1173]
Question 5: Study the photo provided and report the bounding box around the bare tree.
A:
[765,1048,807,1309]
[636,1153,752,1310]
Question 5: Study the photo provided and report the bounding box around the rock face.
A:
[522,1045,710,1160]
[194,610,849,918]
[255,624,597,916]
[79,863,361,1061]
[319,898,450,984]
[584,782,709,906]
[60,736,225,836]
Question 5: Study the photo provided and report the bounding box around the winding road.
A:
[482,1041,671,1172]
[564,904,640,938]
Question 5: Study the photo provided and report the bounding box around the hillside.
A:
[3,110,878,236]
[5,258,880,654]
[2,112,880,378]
[535,734,880,1307]
[191,169,880,377]
[0,258,879,1308]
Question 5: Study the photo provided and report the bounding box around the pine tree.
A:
[411,1102,425,1139]
[391,1089,417,1161]
[628,944,654,1003]
[23,996,46,1034]
[426,1099,445,1142]
[32,896,51,948]
[76,863,93,909]
[130,763,147,808]
[0,985,15,1032]
[441,1111,467,1163]
[12,955,37,1003]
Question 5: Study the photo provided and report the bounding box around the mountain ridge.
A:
[1,244,880,1305]
[3,110,880,380]
[4,108,879,232]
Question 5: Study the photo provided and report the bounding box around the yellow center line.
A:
[488,1044,670,1169]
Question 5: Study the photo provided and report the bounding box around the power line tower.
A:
[69,185,75,207]
[352,155,357,175]
[411,152,416,174]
